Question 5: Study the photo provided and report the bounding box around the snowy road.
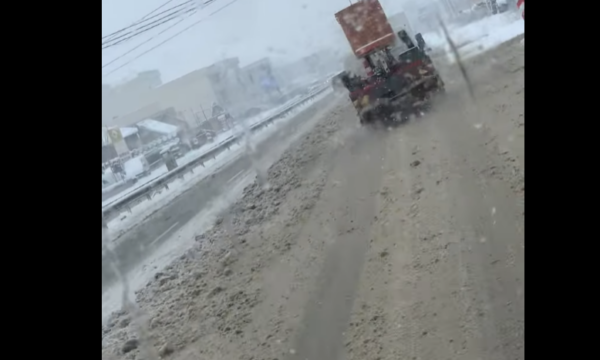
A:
[103,14,524,360]
[103,36,524,360]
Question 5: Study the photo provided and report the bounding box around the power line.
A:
[102,1,220,49]
[102,11,197,69]
[102,4,195,47]
[102,0,242,78]
[140,0,178,20]
[102,6,197,49]
[102,0,193,41]
[102,0,194,41]
[103,1,219,68]
[102,3,197,47]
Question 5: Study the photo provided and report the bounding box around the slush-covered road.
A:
[103,37,524,360]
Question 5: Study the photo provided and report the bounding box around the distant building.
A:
[102,59,264,130]
[102,70,163,126]
[277,50,343,87]
[101,117,184,164]
[204,58,251,116]
[241,58,282,105]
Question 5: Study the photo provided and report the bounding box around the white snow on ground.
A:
[102,94,309,208]
[424,12,524,62]
[102,166,168,207]
[106,89,332,240]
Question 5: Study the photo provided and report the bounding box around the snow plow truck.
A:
[335,0,445,125]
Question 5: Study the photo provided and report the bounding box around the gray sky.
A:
[102,0,409,85]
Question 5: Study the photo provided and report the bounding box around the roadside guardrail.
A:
[102,85,330,222]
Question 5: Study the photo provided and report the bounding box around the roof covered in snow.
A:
[137,119,179,135]
[121,127,138,138]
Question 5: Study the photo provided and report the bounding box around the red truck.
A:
[335,0,445,125]
[335,0,396,58]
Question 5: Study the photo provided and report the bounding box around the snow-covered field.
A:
[424,12,524,62]
[106,89,332,239]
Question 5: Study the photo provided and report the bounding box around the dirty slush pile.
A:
[102,101,347,360]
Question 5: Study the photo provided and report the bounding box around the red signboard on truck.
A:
[335,0,396,58]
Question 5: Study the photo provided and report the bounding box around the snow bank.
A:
[424,12,524,62]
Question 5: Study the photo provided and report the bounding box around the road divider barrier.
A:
[102,85,330,222]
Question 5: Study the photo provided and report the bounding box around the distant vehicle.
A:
[161,144,184,159]
[191,137,203,149]
[191,129,216,149]
[211,103,235,129]
[123,155,150,180]
[144,148,163,168]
